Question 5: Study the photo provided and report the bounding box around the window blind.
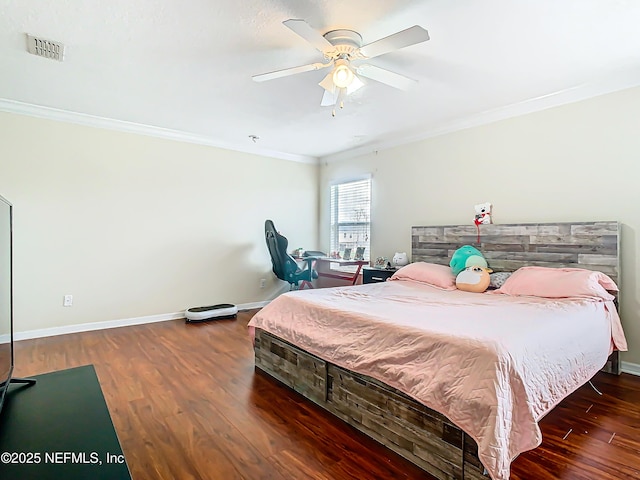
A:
[330,178,371,260]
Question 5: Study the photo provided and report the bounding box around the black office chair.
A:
[265,219,318,290]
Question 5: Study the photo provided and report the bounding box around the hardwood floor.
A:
[11,309,640,480]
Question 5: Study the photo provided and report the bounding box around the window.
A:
[330,177,371,260]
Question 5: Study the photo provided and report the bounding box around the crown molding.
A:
[321,64,640,164]
[4,61,640,166]
[0,99,318,165]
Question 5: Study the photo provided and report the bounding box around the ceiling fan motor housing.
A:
[322,29,363,59]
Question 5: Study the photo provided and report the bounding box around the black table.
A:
[0,365,131,480]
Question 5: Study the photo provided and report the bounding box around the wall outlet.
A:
[260,278,266,289]
[63,294,73,307]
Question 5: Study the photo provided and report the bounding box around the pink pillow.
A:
[389,262,457,290]
[495,266,617,300]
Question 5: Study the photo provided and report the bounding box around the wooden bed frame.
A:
[253,221,620,480]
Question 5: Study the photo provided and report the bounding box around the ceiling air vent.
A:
[26,34,65,62]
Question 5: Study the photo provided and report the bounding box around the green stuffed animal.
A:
[450,245,488,276]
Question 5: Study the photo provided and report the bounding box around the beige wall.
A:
[0,112,318,332]
[320,85,640,366]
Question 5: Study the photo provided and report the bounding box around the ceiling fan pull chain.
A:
[333,88,346,116]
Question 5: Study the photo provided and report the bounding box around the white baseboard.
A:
[621,361,640,376]
[236,301,270,310]
[13,301,270,342]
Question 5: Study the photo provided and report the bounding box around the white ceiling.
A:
[2,0,640,163]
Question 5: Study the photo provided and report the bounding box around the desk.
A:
[312,257,368,286]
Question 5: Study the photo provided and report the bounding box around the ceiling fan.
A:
[252,19,430,116]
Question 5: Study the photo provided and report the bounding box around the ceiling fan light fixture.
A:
[332,59,355,88]
[319,72,335,92]
[347,75,364,94]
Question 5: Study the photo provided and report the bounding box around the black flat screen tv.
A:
[0,195,35,420]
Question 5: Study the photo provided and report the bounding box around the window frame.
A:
[329,175,372,261]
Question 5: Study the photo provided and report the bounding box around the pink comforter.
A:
[248,280,627,480]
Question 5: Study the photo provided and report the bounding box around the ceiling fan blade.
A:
[253,62,330,82]
[283,19,334,53]
[359,25,429,59]
[356,64,417,90]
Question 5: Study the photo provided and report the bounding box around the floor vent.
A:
[26,34,65,61]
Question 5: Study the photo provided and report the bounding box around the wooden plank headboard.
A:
[411,221,620,286]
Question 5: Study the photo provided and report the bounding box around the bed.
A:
[248,221,626,480]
